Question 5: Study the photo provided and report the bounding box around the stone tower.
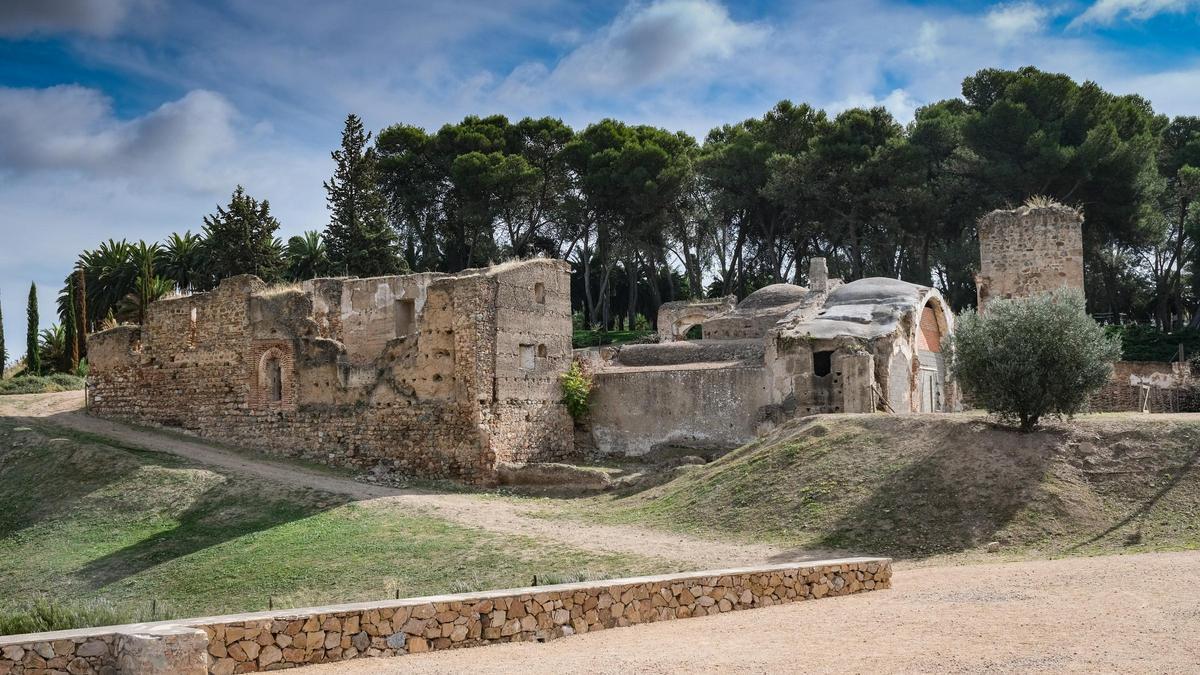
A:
[975,204,1084,311]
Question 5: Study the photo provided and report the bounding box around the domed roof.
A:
[737,283,808,310]
[782,277,939,340]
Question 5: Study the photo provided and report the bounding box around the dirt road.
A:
[298,549,1200,674]
[0,391,824,570]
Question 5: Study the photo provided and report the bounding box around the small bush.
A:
[0,374,85,395]
[0,597,176,635]
[948,288,1121,431]
[560,361,593,421]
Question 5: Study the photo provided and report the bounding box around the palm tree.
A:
[161,231,208,292]
[285,230,331,280]
[38,324,66,373]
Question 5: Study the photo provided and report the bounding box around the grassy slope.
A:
[554,414,1200,560]
[0,421,670,630]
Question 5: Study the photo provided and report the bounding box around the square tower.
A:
[976,204,1084,311]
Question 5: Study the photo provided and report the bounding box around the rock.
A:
[211,658,237,675]
[352,632,370,651]
[258,645,282,667]
[66,656,91,675]
[33,642,55,659]
[0,648,23,662]
[449,625,469,642]
[407,637,429,654]
[385,633,406,650]
[986,541,1001,553]
[76,642,108,658]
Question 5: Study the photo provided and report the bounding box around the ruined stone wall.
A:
[0,558,891,675]
[976,205,1084,311]
[1088,361,1197,413]
[588,365,771,456]
[87,260,575,482]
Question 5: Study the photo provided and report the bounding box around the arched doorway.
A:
[915,300,949,412]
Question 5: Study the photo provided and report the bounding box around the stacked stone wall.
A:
[87,260,575,483]
[0,558,891,675]
[976,205,1084,310]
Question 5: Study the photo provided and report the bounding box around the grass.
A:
[572,329,653,349]
[0,420,672,634]
[0,374,85,395]
[537,414,1200,561]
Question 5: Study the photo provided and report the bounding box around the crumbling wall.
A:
[657,296,736,341]
[976,205,1084,311]
[87,260,575,482]
[588,364,771,456]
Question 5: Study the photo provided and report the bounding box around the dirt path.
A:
[299,549,1200,674]
[0,391,820,570]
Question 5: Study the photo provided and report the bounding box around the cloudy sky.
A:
[2,0,1200,360]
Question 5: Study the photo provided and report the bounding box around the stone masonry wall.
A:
[976,204,1084,311]
[0,558,891,675]
[87,260,575,483]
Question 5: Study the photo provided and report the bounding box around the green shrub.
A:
[948,288,1121,431]
[560,361,593,421]
[0,597,176,635]
[0,374,85,395]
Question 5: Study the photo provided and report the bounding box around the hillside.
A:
[564,413,1200,560]
[0,418,666,634]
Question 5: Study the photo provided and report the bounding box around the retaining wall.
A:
[0,557,891,674]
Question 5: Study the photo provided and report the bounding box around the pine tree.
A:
[324,114,407,277]
[26,282,40,376]
[201,186,284,283]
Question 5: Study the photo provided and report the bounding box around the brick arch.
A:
[252,342,294,408]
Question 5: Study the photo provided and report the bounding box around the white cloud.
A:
[0,86,237,190]
[1070,0,1200,27]
[829,89,922,124]
[536,0,769,92]
[0,0,148,37]
[985,2,1051,41]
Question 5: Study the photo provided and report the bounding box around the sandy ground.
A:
[297,549,1200,674]
[0,391,829,569]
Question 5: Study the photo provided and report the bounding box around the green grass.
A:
[572,329,653,349]
[539,414,1200,561]
[0,421,672,634]
[0,374,85,395]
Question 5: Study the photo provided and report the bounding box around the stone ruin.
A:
[86,259,574,482]
[976,203,1084,311]
[581,259,959,456]
[87,255,962,475]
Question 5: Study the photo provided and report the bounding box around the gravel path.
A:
[0,391,828,569]
[298,550,1200,674]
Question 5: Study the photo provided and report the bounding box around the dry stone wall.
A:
[0,558,891,675]
[86,260,575,483]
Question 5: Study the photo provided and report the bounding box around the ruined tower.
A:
[975,203,1084,311]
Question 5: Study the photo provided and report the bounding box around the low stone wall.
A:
[0,558,890,674]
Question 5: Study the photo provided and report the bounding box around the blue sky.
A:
[2,0,1200,363]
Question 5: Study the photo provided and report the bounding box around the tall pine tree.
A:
[201,185,283,283]
[26,282,40,376]
[324,114,406,277]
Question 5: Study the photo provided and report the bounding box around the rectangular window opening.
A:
[395,298,416,336]
[534,282,546,304]
[813,350,833,377]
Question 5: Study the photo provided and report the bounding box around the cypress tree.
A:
[0,293,6,377]
[64,277,78,372]
[26,282,40,376]
[324,114,406,277]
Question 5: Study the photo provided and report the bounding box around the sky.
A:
[2,0,1200,363]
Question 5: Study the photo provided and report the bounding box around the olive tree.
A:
[947,288,1121,431]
